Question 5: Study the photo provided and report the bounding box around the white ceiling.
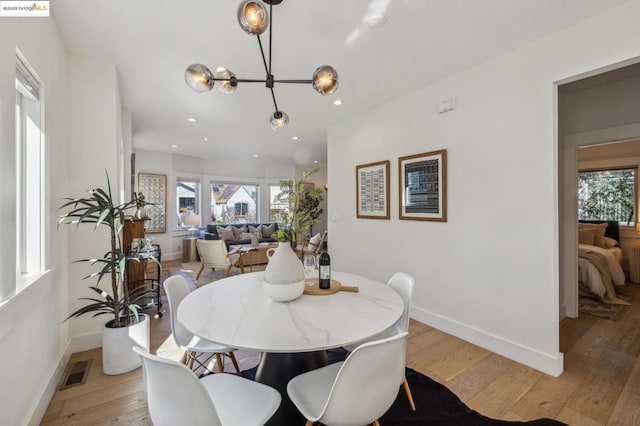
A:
[52,0,630,166]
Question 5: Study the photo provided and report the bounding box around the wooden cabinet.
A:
[123,219,148,288]
[123,218,163,317]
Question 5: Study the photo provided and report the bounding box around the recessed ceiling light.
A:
[333,100,342,106]
[203,137,208,141]
[291,136,299,141]
[313,160,319,164]
[171,144,178,148]
[187,117,196,122]
[253,154,259,158]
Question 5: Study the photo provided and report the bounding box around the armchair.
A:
[195,239,242,280]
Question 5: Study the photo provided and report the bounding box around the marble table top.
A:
[177,271,404,353]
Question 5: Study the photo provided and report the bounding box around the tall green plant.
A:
[274,168,324,243]
[58,172,156,328]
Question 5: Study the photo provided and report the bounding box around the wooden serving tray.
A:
[303,278,359,295]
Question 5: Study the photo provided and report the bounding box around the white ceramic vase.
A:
[102,314,150,375]
[263,242,305,302]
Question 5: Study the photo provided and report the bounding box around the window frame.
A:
[15,53,45,281]
[210,181,260,224]
[176,177,201,227]
[577,165,638,227]
[268,183,290,224]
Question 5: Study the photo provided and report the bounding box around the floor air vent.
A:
[59,359,92,390]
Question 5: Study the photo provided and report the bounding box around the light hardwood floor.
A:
[42,261,640,425]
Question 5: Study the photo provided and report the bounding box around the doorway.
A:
[558,61,640,319]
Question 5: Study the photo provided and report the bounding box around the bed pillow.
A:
[602,236,619,248]
[578,228,596,245]
[578,223,608,247]
[216,225,235,240]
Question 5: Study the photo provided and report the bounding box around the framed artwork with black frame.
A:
[398,149,447,222]
[138,173,167,233]
[356,160,390,220]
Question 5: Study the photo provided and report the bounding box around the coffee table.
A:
[229,243,277,272]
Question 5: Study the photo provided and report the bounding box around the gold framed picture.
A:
[356,160,390,220]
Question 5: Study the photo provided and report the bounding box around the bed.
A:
[577,220,625,300]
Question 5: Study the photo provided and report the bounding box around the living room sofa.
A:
[201,223,279,248]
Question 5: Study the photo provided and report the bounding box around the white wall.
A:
[327,0,640,376]
[0,18,71,425]
[65,56,122,351]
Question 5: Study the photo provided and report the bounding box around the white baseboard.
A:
[71,331,102,353]
[26,339,72,426]
[411,306,564,377]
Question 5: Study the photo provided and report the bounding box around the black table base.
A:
[255,351,328,426]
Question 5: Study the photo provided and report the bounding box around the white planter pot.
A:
[102,314,150,375]
[263,242,305,302]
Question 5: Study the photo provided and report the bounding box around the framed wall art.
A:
[356,160,390,219]
[138,173,166,233]
[398,149,447,222]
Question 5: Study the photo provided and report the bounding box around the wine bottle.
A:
[318,241,331,289]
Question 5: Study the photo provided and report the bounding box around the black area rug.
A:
[242,349,566,426]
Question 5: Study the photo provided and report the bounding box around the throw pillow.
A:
[249,225,263,239]
[579,222,607,247]
[216,225,235,240]
[232,225,247,239]
[602,236,619,248]
[578,228,596,245]
[261,223,276,238]
[306,233,322,252]
[240,232,254,240]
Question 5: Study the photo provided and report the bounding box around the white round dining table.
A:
[178,270,403,352]
[177,270,404,425]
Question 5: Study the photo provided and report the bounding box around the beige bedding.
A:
[578,244,625,300]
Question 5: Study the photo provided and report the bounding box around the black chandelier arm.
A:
[256,34,270,78]
[270,87,279,112]
[274,79,313,84]
[212,77,267,84]
[268,2,273,76]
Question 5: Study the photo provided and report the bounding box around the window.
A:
[177,178,200,226]
[269,184,289,223]
[578,168,636,225]
[211,183,258,224]
[15,54,44,278]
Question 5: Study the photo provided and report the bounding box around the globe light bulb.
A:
[312,65,339,95]
[237,1,269,35]
[184,64,215,93]
[214,67,238,94]
[270,111,289,130]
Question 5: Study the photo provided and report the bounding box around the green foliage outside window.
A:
[578,169,635,224]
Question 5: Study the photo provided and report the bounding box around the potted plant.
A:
[58,171,158,375]
[274,168,325,246]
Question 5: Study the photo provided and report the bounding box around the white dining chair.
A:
[195,239,242,280]
[163,275,241,374]
[133,347,281,426]
[287,331,408,426]
[343,272,416,411]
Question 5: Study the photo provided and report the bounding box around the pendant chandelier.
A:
[184,0,339,131]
